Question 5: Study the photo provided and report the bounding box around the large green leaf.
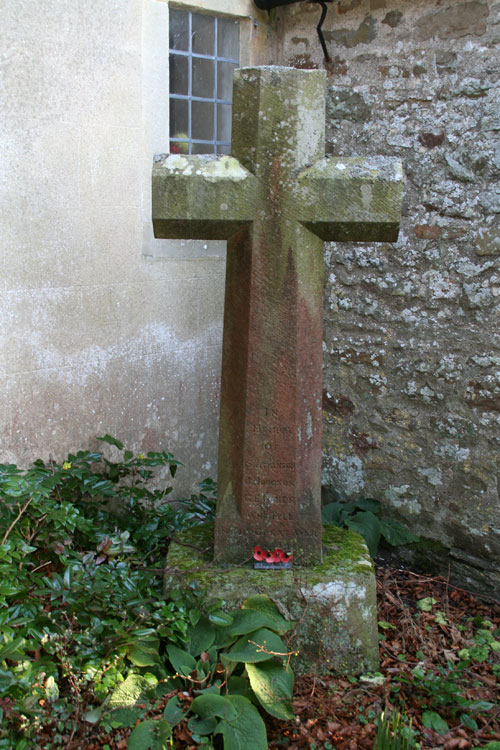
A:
[162,695,185,728]
[246,660,294,720]
[127,637,160,667]
[379,519,419,546]
[214,694,267,750]
[345,510,382,556]
[229,609,285,636]
[191,693,237,721]
[109,674,152,709]
[166,644,197,676]
[321,501,343,524]
[186,615,215,656]
[187,715,218,736]
[127,719,171,750]
[226,628,288,663]
[422,710,449,735]
[241,595,291,634]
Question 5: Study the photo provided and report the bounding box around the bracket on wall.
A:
[253,0,333,63]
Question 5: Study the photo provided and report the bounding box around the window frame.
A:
[169,9,240,155]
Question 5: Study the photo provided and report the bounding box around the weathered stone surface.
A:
[326,87,372,122]
[278,0,500,590]
[154,66,402,566]
[418,132,445,149]
[165,523,379,675]
[475,228,500,256]
[382,10,402,28]
[153,155,258,239]
[325,16,377,48]
[416,2,489,41]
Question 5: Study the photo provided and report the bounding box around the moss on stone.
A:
[164,522,378,675]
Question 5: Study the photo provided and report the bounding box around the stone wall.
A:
[276,0,500,588]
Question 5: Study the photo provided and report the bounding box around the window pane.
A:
[217,144,231,155]
[218,18,239,60]
[169,54,188,96]
[192,13,215,55]
[193,58,214,98]
[217,103,232,142]
[170,99,189,140]
[192,101,214,140]
[217,61,237,100]
[192,142,215,154]
[169,9,188,51]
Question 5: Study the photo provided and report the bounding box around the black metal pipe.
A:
[316,1,331,62]
[253,0,301,10]
[253,0,333,63]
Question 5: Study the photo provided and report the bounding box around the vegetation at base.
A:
[373,711,418,750]
[322,497,419,556]
[0,437,293,749]
[1,436,497,748]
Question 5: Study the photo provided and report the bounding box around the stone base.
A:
[164,523,379,675]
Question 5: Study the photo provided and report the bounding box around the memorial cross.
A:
[153,66,402,565]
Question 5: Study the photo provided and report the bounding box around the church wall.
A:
[277,0,500,588]
[0,0,258,494]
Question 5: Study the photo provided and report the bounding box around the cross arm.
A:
[295,156,403,242]
[152,154,258,240]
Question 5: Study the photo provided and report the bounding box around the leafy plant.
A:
[322,497,418,556]
[120,594,296,750]
[373,711,418,750]
[0,437,213,748]
[391,615,500,735]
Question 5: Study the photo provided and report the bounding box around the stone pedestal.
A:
[164,524,379,676]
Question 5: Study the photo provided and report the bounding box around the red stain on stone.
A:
[418,132,445,148]
[350,431,378,456]
[415,224,442,239]
[323,391,355,417]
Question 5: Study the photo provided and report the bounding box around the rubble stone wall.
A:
[276,0,500,587]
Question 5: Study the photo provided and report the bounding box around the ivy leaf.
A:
[246,661,294,720]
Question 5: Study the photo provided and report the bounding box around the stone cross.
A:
[153,66,402,566]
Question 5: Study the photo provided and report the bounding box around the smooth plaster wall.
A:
[276,0,500,588]
[0,0,261,493]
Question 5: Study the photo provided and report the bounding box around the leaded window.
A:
[169,9,240,155]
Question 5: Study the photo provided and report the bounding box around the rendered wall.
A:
[276,0,500,589]
[0,0,260,494]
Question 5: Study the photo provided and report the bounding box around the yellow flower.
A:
[138,453,146,460]
[62,462,72,470]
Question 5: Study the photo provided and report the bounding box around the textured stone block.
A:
[164,523,379,676]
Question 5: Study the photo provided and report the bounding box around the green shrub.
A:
[322,497,418,556]
[0,437,214,749]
